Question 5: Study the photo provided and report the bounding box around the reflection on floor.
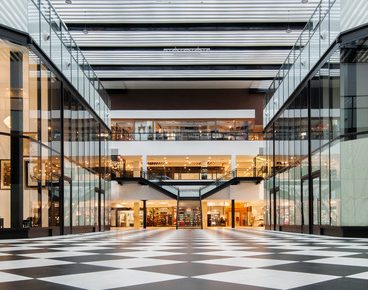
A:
[0,229,368,289]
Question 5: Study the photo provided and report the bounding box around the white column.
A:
[231,155,237,172]
[133,161,140,178]
[142,155,147,173]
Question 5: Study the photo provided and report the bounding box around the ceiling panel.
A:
[83,50,290,65]
[102,80,269,90]
[96,69,278,78]
[70,30,301,47]
[49,0,320,90]
[51,0,321,24]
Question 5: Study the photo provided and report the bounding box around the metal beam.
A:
[67,22,307,32]
[92,64,285,71]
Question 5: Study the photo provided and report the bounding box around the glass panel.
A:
[302,179,309,226]
[313,176,321,225]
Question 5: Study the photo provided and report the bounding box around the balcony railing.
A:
[113,167,266,181]
[0,0,110,127]
[264,0,340,127]
[111,131,264,141]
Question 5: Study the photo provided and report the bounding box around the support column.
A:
[231,155,237,175]
[134,202,140,228]
[201,160,208,180]
[10,51,23,229]
[142,155,147,175]
[231,199,235,228]
[143,200,147,229]
[133,161,140,178]
[202,201,208,228]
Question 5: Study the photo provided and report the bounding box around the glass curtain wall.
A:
[266,36,368,233]
[0,38,110,233]
[265,48,342,232]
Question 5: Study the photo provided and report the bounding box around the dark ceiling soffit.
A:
[100,77,276,81]
[92,64,284,70]
[66,22,307,31]
[80,46,298,51]
[106,88,268,94]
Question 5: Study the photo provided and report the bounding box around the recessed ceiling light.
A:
[301,0,308,3]
[65,0,72,4]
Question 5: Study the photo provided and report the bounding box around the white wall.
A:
[111,180,264,202]
[340,0,368,33]
[340,138,368,226]
[112,140,264,156]
[111,181,175,201]
[206,181,264,201]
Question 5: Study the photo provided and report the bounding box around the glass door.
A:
[301,179,309,226]
[269,188,279,230]
[64,179,72,231]
[313,176,321,226]
[177,201,202,228]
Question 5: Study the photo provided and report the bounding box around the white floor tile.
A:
[307,257,368,267]
[270,246,327,251]
[280,250,359,257]
[123,246,184,251]
[0,258,73,270]
[50,246,111,252]
[106,250,184,258]
[194,250,269,257]
[193,246,254,250]
[0,246,40,252]
[348,271,368,280]
[194,257,297,268]
[195,268,339,289]
[84,258,185,269]
[39,269,184,290]
[0,271,31,283]
[19,251,98,259]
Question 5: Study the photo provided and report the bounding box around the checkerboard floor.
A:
[1,228,368,289]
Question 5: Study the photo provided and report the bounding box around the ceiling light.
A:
[65,0,72,4]
[301,0,308,3]
[286,10,292,34]
[83,27,88,35]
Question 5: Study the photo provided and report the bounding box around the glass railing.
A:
[179,189,200,198]
[113,165,266,181]
[0,0,110,128]
[111,131,264,141]
[200,170,235,196]
[141,170,179,196]
[264,0,340,127]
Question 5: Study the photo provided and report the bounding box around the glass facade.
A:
[0,37,110,234]
[111,118,262,141]
[265,36,368,234]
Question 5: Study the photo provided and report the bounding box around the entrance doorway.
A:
[177,201,201,228]
[116,209,135,227]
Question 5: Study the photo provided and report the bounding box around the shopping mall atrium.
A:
[1,0,368,289]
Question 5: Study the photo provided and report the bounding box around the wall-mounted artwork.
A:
[0,160,11,189]
[25,160,46,188]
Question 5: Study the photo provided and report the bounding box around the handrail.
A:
[264,0,339,127]
[141,170,180,195]
[0,0,110,127]
[111,131,264,141]
[199,169,236,194]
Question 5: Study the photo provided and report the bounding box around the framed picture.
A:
[0,160,11,190]
[25,160,46,188]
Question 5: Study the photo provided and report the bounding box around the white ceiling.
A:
[102,80,271,90]
[50,0,320,90]
[51,0,321,23]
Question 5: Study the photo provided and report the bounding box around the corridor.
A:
[0,229,367,289]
